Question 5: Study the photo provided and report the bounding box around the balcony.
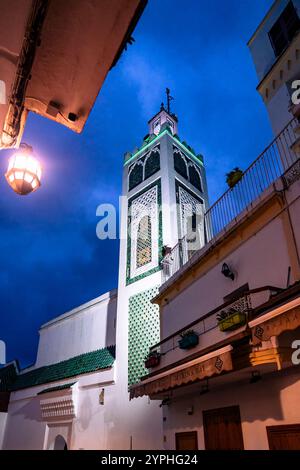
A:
[162,118,300,283]
[130,284,300,400]
[147,286,282,373]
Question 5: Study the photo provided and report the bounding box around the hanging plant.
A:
[217,308,247,332]
[178,330,199,350]
[144,350,161,369]
[226,167,244,189]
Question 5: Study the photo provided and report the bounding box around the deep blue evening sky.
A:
[0,0,274,367]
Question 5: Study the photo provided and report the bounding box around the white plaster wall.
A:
[35,290,117,367]
[162,367,300,450]
[3,369,117,450]
[248,0,300,82]
[111,161,164,448]
[3,395,46,450]
[161,212,292,342]
[266,84,294,135]
[108,132,205,450]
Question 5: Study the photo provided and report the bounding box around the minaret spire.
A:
[166,88,174,114]
[148,89,178,135]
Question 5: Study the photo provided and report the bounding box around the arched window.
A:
[174,151,188,179]
[136,215,152,268]
[189,165,203,192]
[129,163,143,191]
[144,150,160,180]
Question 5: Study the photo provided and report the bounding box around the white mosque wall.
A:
[3,368,117,450]
[35,289,117,367]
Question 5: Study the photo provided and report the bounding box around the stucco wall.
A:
[266,84,294,135]
[162,367,300,450]
[3,395,46,450]
[3,369,117,450]
[161,212,292,341]
[35,290,117,367]
[248,0,300,82]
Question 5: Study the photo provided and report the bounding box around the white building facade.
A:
[1,0,300,451]
[0,104,209,450]
[130,0,300,450]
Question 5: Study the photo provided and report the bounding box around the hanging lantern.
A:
[5,144,42,195]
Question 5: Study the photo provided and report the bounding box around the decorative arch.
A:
[174,150,188,179]
[129,162,143,191]
[136,215,152,268]
[53,434,68,450]
[189,165,203,192]
[144,149,160,180]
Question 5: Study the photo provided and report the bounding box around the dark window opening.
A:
[144,150,160,180]
[189,165,203,192]
[269,2,300,57]
[174,151,188,179]
[129,163,143,191]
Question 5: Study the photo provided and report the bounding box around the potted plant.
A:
[217,307,247,332]
[226,167,243,189]
[162,245,172,257]
[144,350,161,369]
[178,330,199,350]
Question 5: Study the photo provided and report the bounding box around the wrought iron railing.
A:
[205,117,299,239]
[149,287,281,358]
[162,118,300,282]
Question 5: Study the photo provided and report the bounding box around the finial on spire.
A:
[166,88,174,114]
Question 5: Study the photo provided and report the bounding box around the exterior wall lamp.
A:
[221,262,235,281]
[5,143,42,195]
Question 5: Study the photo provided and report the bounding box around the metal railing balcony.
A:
[148,286,282,360]
[162,118,300,283]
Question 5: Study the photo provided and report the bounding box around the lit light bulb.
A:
[5,144,42,195]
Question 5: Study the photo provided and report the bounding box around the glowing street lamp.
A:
[5,143,42,195]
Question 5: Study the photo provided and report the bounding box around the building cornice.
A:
[124,129,203,167]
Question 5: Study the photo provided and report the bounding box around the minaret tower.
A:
[111,91,209,449]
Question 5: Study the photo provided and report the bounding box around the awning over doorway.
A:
[249,297,300,345]
[130,345,233,399]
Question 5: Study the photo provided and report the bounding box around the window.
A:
[177,182,204,253]
[128,146,160,191]
[129,163,143,191]
[174,151,188,179]
[144,150,160,180]
[136,215,152,268]
[174,147,203,192]
[153,119,161,135]
[167,118,174,130]
[269,2,300,57]
[189,165,203,192]
[128,182,160,283]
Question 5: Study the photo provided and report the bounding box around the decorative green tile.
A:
[6,346,115,392]
[128,287,160,386]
